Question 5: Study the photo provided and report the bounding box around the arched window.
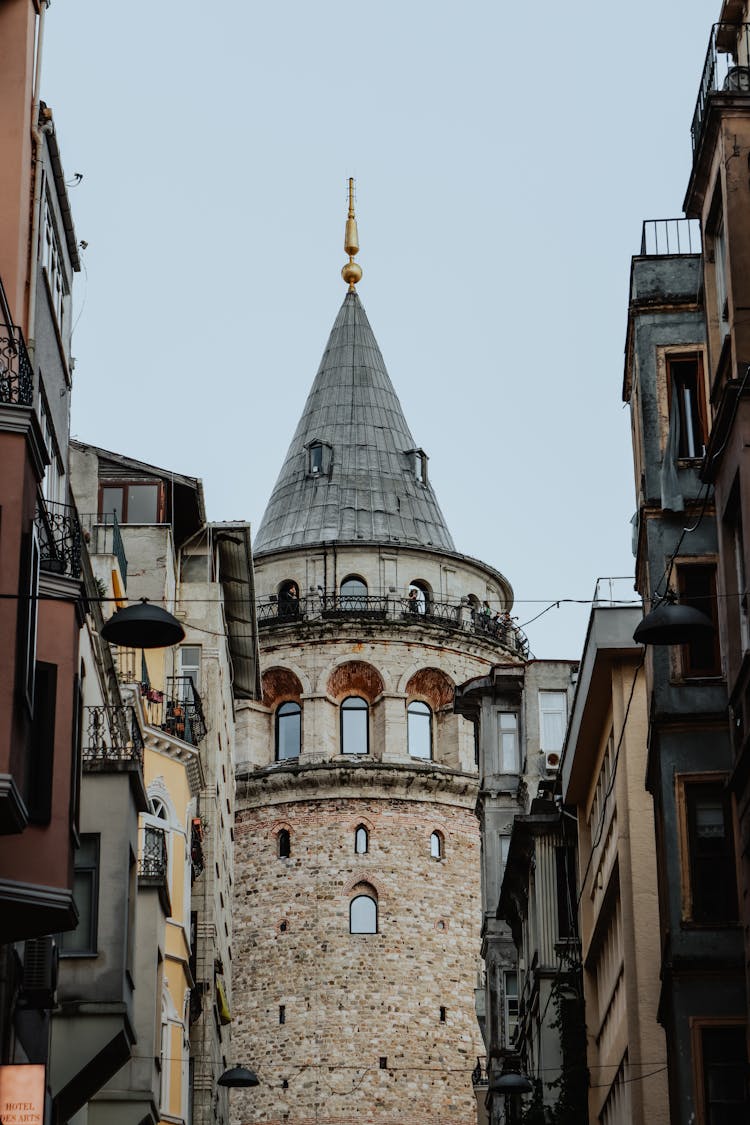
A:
[278,829,291,859]
[341,696,369,755]
[407,581,430,615]
[278,579,300,620]
[276,701,301,761]
[430,831,444,859]
[408,701,432,760]
[355,825,369,854]
[340,575,368,610]
[350,893,378,934]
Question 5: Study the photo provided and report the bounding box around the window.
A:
[555,846,577,940]
[407,582,429,615]
[539,691,567,753]
[350,893,378,934]
[27,661,57,824]
[18,527,40,711]
[279,1004,286,1025]
[355,825,368,854]
[179,646,202,693]
[39,392,64,505]
[500,835,511,868]
[676,564,721,677]
[439,1006,447,1022]
[341,696,369,755]
[59,835,100,955]
[277,829,291,859]
[430,831,443,859]
[713,215,729,336]
[498,712,519,772]
[695,1023,748,1125]
[276,702,301,761]
[340,575,368,610]
[683,781,738,924]
[668,354,707,459]
[278,580,301,620]
[98,480,163,524]
[504,972,519,1047]
[406,448,428,483]
[42,193,66,331]
[306,440,332,476]
[407,701,432,760]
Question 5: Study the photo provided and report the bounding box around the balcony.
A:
[83,704,143,768]
[692,22,750,159]
[139,824,167,880]
[640,218,701,257]
[78,511,128,589]
[257,591,531,659]
[0,325,33,407]
[142,676,207,746]
[35,499,82,579]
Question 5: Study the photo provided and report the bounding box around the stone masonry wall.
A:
[231,788,482,1125]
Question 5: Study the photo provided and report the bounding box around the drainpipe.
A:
[27,0,51,355]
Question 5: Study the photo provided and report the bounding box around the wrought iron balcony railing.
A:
[78,511,128,589]
[256,591,532,658]
[0,325,33,407]
[139,824,168,879]
[35,499,82,579]
[640,218,701,257]
[143,676,207,746]
[692,23,750,157]
[83,704,143,767]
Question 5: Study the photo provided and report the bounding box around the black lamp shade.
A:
[100,601,185,649]
[633,601,714,646]
[217,1066,259,1088]
[491,1072,534,1095]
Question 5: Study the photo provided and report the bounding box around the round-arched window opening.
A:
[350,894,378,934]
[430,831,444,859]
[355,825,369,854]
[408,701,432,760]
[340,575,368,611]
[278,580,300,620]
[278,829,291,859]
[341,696,369,755]
[151,797,169,821]
[407,581,431,616]
[276,701,301,761]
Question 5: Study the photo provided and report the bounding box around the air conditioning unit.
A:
[544,750,561,772]
[723,66,750,92]
[22,936,58,1009]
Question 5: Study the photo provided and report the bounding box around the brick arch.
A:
[343,872,386,898]
[404,667,455,710]
[261,666,305,708]
[326,660,385,703]
[270,819,293,838]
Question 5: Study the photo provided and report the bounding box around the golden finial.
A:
[341,177,362,291]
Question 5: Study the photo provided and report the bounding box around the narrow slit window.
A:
[277,829,291,859]
[430,831,443,859]
[355,825,369,854]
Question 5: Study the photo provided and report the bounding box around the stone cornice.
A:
[236,758,479,808]
[0,404,49,480]
[143,728,205,796]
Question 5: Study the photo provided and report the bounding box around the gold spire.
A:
[341,177,362,291]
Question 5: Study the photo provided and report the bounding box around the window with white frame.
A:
[39,392,64,505]
[42,194,66,331]
[498,712,519,772]
[503,971,518,1047]
[179,645,202,694]
[539,691,567,753]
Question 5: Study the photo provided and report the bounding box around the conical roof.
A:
[254,291,455,554]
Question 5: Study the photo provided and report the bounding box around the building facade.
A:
[230,211,531,1125]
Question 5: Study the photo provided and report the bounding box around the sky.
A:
[43,0,714,659]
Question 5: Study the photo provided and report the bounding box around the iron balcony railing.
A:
[139,824,167,879]
[35,499,82,579]
[83,704,143,767]
[692,22,750,157]
[256,592,532,658]
[78,511,128,589]
[640,218,701,257]
[143,676,207,746]
[0,325,33,406]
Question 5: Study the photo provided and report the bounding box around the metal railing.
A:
[83,704,143,766]
[35,499,82,579]
[321,592,388,618]
[144,677,207,746]
[0,326,33,406]
[640,218,701,257]
[692,23,750,156]
[400,597,461,626]
[592,576,638,608]
[471,612,530,659]
[139,824,167,879]
[78,511,128,588]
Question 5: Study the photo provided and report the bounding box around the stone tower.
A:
[231,189,527,1125]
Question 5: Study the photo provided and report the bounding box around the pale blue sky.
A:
[44,1,714,658]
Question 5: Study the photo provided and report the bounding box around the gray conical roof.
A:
[254,291,455,554]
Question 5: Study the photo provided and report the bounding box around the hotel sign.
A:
[0,1065,45,1125]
